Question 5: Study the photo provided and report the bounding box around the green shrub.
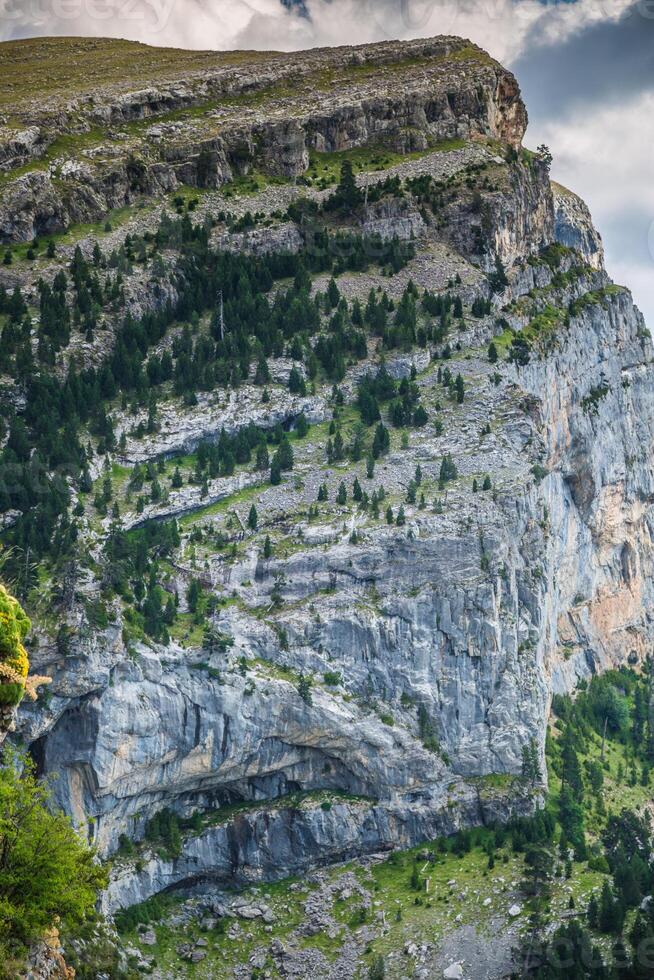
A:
[0,750,106,961]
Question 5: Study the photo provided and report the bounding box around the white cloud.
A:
[0,0,642,58]
[533,91,654,216]
[609,259,654,325]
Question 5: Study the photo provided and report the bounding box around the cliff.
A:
[0,35,523,243]
[1,35,652,957]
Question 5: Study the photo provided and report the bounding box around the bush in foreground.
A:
[0,749,107,967]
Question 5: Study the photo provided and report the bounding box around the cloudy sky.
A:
[1,0,652,321]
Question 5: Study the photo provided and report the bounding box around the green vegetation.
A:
[0,207,413,592]
[0,584,30,705]
[107,667,654,978]
[520,665,654,977]
[0,36,282,112]
[305,139,464,190]
[0,749,106,974]
[115,815,529,977]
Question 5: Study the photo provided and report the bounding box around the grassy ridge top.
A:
[0,34,493,116]
[0,36,282,111]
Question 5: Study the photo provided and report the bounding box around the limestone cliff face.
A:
[21,257,654,910]
[526,287,654,685]
[552,182,604,270]
[6,35,654,916]
[102,787,533,914]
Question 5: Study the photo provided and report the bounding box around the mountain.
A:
[1,33,653,979]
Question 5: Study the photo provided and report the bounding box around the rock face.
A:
[102,789,532,913]
[552,181,604,270]
[0,36,524,242]
[4,34,654,921]
[23,261,654,910]
[24,929,74,980]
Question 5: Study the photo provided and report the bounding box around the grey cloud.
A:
[514,6,654,117]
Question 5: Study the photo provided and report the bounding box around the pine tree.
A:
[559,785,586,860]
[186,578,202,614]
[369,955,386,980]
[439,454,458,486]
[372,422,390,459]
[263,535,272,559]
[288,365,306,396]
[561,729,584,799]
[327,277,340,308]
[521,738,542,785]
[490,255,509,293]
[633,684,647,743]
[332,160,363,211]
[587,892,599,929]
[276,437,294,471]
[598,881,623,934]
[248,504,258,530]
[298,674,313,705]
[336,481,347,506]
[254,355,270,385]
[256,444,270,471]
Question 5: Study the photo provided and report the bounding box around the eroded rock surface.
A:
[3,36,652,938]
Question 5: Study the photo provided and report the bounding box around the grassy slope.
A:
[0,36,494,116]
[0,37,282,112]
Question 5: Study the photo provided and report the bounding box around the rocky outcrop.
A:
[103,787,535,913]
[23,930,74,980]
[22,274,654,865]
[0,125,47,170]
[0,705,16,745]
[552,181,604,270]
[21,263,654,910]
[0,36,526,242]
[524,287,654,684]
[25,627,537,856]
